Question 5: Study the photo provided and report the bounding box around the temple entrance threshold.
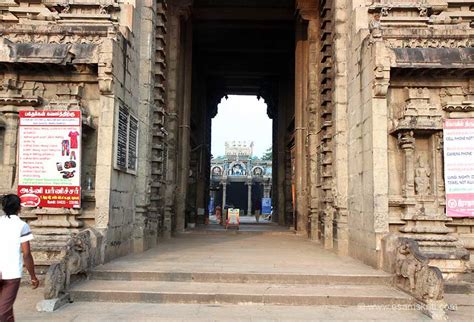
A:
[84,228,390,275]
[65,228,420,316]
[203,216,288,233]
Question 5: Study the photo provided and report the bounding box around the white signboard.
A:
[443,118,474,217]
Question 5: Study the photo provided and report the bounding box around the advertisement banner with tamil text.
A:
[18,110,81,208]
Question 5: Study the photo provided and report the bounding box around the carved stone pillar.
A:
[277,80,288,226]
[307,16,321,241]
[434,132,445,208]
[221,181,227,210]
[164,7,182,238]
[0,112,19,190]
[246,180,252,216]
[176,15,193,233]
[294,19,308,234]
[398,131,416,200]
[0,111,21,192]
[323,204,335,249]
[3,112,19,168]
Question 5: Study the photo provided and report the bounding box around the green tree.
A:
[261,147,272,160]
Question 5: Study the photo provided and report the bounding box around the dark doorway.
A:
[226,182,247,211]
[189,0,295,226]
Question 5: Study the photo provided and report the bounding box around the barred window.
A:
[115,104,139,173]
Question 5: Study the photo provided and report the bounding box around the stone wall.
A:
[98,0,166,261]
[0,10,112,265]
[102,2,144,261]
[343,0,472,272]
[0,0,167,265]
[345,0,383,267]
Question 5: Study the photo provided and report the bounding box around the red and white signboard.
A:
[18,110,81,208]
[444,118,474,217]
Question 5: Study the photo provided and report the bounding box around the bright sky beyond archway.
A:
[211,95,272,158]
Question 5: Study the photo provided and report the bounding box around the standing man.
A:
[0,194,39,322]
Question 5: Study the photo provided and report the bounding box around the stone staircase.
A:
[70,269,413,307]
[68,229,416,309]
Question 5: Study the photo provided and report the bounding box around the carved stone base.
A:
[29,209,85,273]
[399,214,470,279]
[382,235,448,320]
[335,212,349,256]
[35,229,104,311]
[30,208,83,228]
[421,300,449,320]
[36,293,71,312]
[309,209,318,241]
[31,229,81,268]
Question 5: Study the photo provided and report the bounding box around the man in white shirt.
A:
[0,194,38,322]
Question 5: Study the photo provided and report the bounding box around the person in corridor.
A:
[0,194,39,322]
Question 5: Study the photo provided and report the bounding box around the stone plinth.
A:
[29,208,84,269]
[30,208,83,229]
[399,213,470,279]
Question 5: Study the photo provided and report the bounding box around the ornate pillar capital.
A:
[398,130,415,149]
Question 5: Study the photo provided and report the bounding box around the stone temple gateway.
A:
[210,141,273,217]
[0,0,472,308]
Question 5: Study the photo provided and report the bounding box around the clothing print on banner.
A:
[68,131,80,149]
[0,215,33,280]
[62,140,70,156]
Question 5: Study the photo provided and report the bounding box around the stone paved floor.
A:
[13,224,473,321]
[91,225,388,275]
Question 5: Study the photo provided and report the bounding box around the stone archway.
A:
[164,0,349,256]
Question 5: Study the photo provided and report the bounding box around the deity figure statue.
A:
[253,167,263,176]
[232,164,243,175]
[212,167,222,176]
[415,156,431,195]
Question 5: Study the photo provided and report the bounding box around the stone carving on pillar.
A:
[0,75,42,109]
[98,69,113,95]
[380,7,391,17]
[440,87,474,113]
[48,83,88,116]
[323,203,335,249]
[368,0,448,27]
[369,14,383,45]
[414,156,431,196]
[38,229,100,311]
[393,88,442,132]
[97,31,115,95]
[373,64,390,98]
[398,131,416,197]
[394,238,447,319]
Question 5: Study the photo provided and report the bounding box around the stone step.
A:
[71,280,413,306]
[187,227,295,236]
[90,270,393,286]
[445,281,473,294]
